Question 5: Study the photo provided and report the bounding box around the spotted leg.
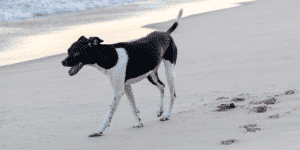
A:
[88,90,123,137]
[89,48,128,137]
[147,71,165,117]
[124,84,143,128]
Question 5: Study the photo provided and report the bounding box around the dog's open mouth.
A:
[69,62,84,76]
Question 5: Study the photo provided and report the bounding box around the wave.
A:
[0,0,150,23]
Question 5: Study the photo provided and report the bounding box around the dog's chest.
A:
[89,48,128,80]
[89,64,111,78]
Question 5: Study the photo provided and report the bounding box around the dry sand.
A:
[1,0,300,149]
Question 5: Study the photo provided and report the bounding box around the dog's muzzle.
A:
[61,59,70,67]
[68,62,84,76]
[62,60,84,76]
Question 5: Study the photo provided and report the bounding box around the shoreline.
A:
[142,1,256,30]
[0,0,255,67]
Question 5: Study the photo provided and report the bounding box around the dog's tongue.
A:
[69,62,84,76]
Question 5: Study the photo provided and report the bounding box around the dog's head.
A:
[61,36,104,76]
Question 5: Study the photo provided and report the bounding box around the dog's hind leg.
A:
[147,71,165,117]
[160,60,176,121]
[125,84,143,128]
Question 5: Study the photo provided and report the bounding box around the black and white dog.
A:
[62,9,183,137]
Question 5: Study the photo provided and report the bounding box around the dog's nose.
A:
[62,60,67,66]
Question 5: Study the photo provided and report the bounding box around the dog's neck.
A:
[90,44,118,69]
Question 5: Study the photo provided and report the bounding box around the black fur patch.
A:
[167,22,178,34]
[147,72,165,88]
[88,37,104,46]
[63,35,118,70]
[112,31,177,82]
[87,44,118,69]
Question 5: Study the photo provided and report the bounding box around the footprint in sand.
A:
[268,114,279,119]
[231,97,245,102]
[274,89,296,97]
[216,97,229,100]
[284,89,295,95]
[249,97,277,105]
[220,139,238,145]
[242,124,261,132]
[262,97,277,105]
[216,103,235,111]
[249,97,279,113]
[251,105,268,113]
[177,110,195,113]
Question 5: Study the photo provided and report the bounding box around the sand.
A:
[1,0,300,149]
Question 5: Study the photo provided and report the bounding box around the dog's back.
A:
[112,31,177,81]
[112,8,183,75]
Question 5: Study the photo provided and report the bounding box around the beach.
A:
[1,0,300,149]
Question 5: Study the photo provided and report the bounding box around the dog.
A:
[62,9,183,137]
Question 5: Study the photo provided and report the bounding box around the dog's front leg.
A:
[88,91,123,137]
[100,91,123,131]
[89,71,125,137]
[89,48,128,137]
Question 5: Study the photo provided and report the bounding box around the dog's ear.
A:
[88,37,104,47]
[78,36,88,42]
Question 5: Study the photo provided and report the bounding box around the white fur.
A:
[89,48,128,81]
[125,85,143,127]
[176,9,183,23]
[90,48,128,133]
[161,60,176,120]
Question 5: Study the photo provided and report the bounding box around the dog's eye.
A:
[73,52,80,58]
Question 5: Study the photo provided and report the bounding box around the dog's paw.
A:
[157,110,164,117]
[160,116,170,121]
[132,123,144,128]
[88,132,103,137]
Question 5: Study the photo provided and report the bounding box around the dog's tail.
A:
[166,9,183,34]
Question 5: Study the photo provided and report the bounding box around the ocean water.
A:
[0,0,254,66]
[0,0,196,23]
[0,0,143,22]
